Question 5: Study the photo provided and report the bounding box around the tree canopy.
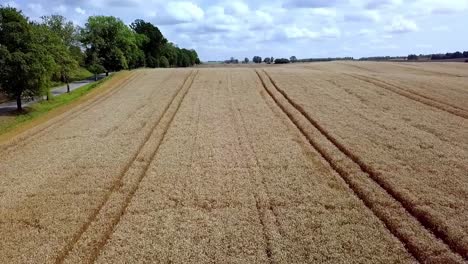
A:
[0,6,201,110]
[0,7,56,110]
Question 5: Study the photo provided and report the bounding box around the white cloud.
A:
[344,10,380,22]
[415,0,468,14]
[156,1,204,25]
[3,1,19,8]
[363,0,402,10]
[75,7,86,15]
[53,5,67,13]
[284,0,342,8]
[385,16,419,33]
[224,1,249,16]
[272,25,341,41]
[10,0,468,60]
[357,28,374,36]
[310,8,338,17]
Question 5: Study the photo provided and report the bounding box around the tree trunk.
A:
[16,94,22,111]
[106,72,109,77]
[95,73,98,81]
[67,82,70,93]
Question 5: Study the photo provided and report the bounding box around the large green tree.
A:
[81,16,143,74]
[40,16,80,93]
[161,42,178,67]
[130,19,166,68]
[0,7,56,110]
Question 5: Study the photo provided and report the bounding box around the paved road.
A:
[0,73,110,114]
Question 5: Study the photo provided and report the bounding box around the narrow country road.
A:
[0,73,109,114]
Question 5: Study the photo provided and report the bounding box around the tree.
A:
[253,56,262,63]
[177,49,191,67]
[290,56,298,63]
[130,19,166,68]
[161,42,178,66]
[40,16,80,92]
[87,52,105,81]
[244,57,249,64]
[270,57,274,63]
[188,49,200,65]
[0,7,56,110]
[274,58,290,64]
[81,16,142,74]
[159,56,169,68]
[41,15,79,47]
[407,54,418,60]
[264,57,271,64]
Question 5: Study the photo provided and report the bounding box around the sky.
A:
[2,0,468,61]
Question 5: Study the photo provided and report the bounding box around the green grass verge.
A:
[71,67,94,81]
[50,67,94,87]
[0,74,113,135]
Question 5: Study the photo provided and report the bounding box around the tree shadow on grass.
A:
[0,107,32,117]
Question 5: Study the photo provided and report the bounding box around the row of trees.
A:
[226,56,300,64]
[427,51,467,60]
[363,51,468,61]
[300,57,354,62]
[0,7,200,110]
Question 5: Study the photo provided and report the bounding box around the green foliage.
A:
[0,74,114,135]
[253,56,262,63]
[0,7,56,110]
[159,56,170,68]
[40,14,81,85]
[70,67,93,81]
[81,16,142,72]
[274,58,290,64]
[161,42,178,66]
[0,6,201,110]
[130,19,166,68]
[290,56,298,63]
[41,15,79,47]
[86,52,106,80]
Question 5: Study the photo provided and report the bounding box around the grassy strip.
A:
[70,67,94,81]
[0,74,115,135]
[50,67,94,87]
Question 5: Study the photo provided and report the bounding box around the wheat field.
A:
[1,62,467,263]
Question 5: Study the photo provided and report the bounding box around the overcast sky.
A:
[3,0,468,61]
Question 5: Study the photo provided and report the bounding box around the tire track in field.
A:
[98,71,176,138]
[55,70,197,264]
[357,74,468,111]
[255,69,466,263]
[386,62,467,78]
[348,74,468,119]
[0,72,140,151]
[335,62,380,73]
[226,72,280,263]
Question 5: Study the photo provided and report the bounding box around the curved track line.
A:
[226,72,277,263]
[256,69,466,263]
[0,72,141,151]
[356,74,468,111]
[55,70,196,264]
[348,74,468,119]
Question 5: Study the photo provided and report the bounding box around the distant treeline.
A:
[359,51,468,62]
[408,51,468,61]
[298,57,354,62]
[0,6,200,110]
[359,56,407,61]
[225,56,354,64]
